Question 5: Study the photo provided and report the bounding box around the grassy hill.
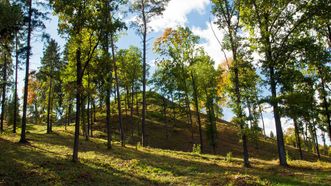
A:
[0,92,331,185]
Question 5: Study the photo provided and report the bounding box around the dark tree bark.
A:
[191,72,203,153]
[312,122,320,160]
[73,47,82,162]
[204,87,216,154]
[106,88,112,149]
[141,0,147,147]
[82,98,88,141]
[46,60,53,134]
[0,52,7,133]
[87,73,90,138]
[293,118,303,160]
[20,0,32,144]
[91,99,95,137]
[162,97,168,139]
[110,33,124,147]
[318,69,331,141]
[269,65,287,166]
[131,83,135,137]
[13,33,19,133]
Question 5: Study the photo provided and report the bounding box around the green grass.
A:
[1,124,330,186]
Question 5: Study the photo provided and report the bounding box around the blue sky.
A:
[20,0,329,145]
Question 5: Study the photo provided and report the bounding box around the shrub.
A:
[192,144,201,154]
[226,152,233,162]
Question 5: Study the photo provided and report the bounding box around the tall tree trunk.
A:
[87,73,90,138]
[318,69,331,141]
[162,97,168,139]
[234,67,250,167]
[83,99,88,141]
[106,88,112,149]
[68,103,72,126]
[191,72,203,153]
[204,87,216,154]
[0,52,7,133]
[171,92,176,131]
[181,65,194,144]
[321,132,327,155]
[13,33,19,133]
[131,83,135,137]
[293,118,303,160]
[269,65,287,166]
[141,0,147,147]
[72,46,82,162]
[312,122,320,160]
[110,33,124,147]
[222,3,250,166]
[46,67,53,134]
[20,0,32,143]
[91,100,95,137]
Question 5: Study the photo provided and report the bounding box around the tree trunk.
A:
[72,46,82,162]
[162,97,168,139]
[91,100,95,137]
[46,67,53,134]
[312,123,320,160]
[191,73,203,153]
[293,118,303,160]
[106,88,112,149]
[318,69,331,142]
[204,87,216,154]
[270,66,287,166]
[111,33,124,147]
[141,1,147,147]
[233,66,250,167]
[0,52,7,133]
[13,33,19,133]
[87,73,90,138]
[131,83,135,137]
[83,99,89,141]
[20,0,32,144]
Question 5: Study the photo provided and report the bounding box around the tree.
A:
[52,0,100,162]
[190,50,221,154]
[240,0,318,166]
[212,0,253,167]
[19,0,46,143]
[0,0,22,133]
[154,27,199,146]
[130,0,169,147]
[38,39,62,134]
[117,46,142,136]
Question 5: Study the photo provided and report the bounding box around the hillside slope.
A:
[1,92,331,185]
[93,92,329,162]
[0,125,331,186]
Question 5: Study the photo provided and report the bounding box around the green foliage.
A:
[192,144,201,154]
[225,152,233,163]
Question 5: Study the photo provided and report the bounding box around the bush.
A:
[226,152,233,162]
[192,144,201,154]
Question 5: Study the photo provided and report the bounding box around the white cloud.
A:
[192,20,231,68]
[149,0,210,32]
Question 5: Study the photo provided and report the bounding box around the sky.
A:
[21,0,330,145]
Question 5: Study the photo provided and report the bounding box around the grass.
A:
[0,124,331,186]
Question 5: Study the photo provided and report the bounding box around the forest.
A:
[0,0,331,185]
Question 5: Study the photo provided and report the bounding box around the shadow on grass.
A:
[0,138,160,186]
[2,126,330,186]
[15,131,331,186]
